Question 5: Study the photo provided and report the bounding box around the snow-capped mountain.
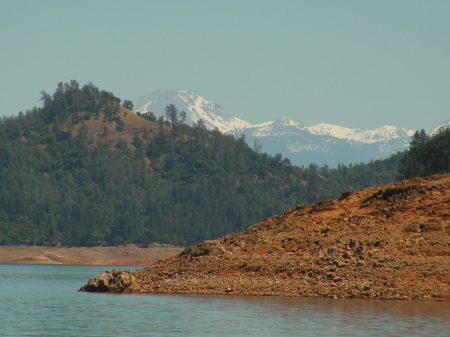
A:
[133,90,425,167]
[133,90,251,133]
[306,124,414,144]
[237,117,415,167]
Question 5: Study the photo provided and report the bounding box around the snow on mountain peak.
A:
[133,89,428,167]
[275,116,303,127]
[307,123,415,144]
[133,90,251,133]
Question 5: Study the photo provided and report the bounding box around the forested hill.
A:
[0,81,401,247]
[398,127,450,180]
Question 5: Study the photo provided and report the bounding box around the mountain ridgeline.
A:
[133,90,417,167]
[0,81,435,247]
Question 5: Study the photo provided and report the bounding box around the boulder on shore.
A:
[80,269,136,292]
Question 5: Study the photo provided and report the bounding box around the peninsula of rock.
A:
[81,174,450,301]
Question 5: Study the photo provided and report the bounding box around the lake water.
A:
[0,264,448,336]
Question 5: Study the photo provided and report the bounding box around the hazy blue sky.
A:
[1,0,449,130]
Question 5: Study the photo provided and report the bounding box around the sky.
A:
[1,0,449,131]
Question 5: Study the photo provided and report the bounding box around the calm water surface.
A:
[0,264,449,336]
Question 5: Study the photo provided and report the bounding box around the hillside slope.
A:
[82,174,450,301]
[0,82,321,247]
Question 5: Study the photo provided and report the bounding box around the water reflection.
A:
[144,294,450,336]
[237,295,450,318]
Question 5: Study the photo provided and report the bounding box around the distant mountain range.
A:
[133,90,447,167]
[235,117,414,167]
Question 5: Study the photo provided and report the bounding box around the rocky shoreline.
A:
[81,174,450,301]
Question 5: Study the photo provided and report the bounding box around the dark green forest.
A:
[0,81,408,247]
[398,127,450,180]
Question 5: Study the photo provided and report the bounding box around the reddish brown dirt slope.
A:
[81,174,450,300]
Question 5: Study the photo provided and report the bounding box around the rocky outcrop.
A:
[80,269,136,292]
[80,174,450,300]
[180,240,226,257]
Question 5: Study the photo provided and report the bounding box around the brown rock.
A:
[180,240,226,257]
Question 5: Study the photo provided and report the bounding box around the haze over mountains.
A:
[133,90,446,167]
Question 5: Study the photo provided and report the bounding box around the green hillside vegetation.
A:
[0,81,402,247]
[398,127,450,180]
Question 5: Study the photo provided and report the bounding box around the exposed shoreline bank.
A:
[0,244,183,266]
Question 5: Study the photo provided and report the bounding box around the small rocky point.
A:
[80,174,450,301]
[81,269,136,292]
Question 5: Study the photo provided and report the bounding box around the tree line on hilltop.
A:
[398,128,450,180]
[1,81,443,247]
